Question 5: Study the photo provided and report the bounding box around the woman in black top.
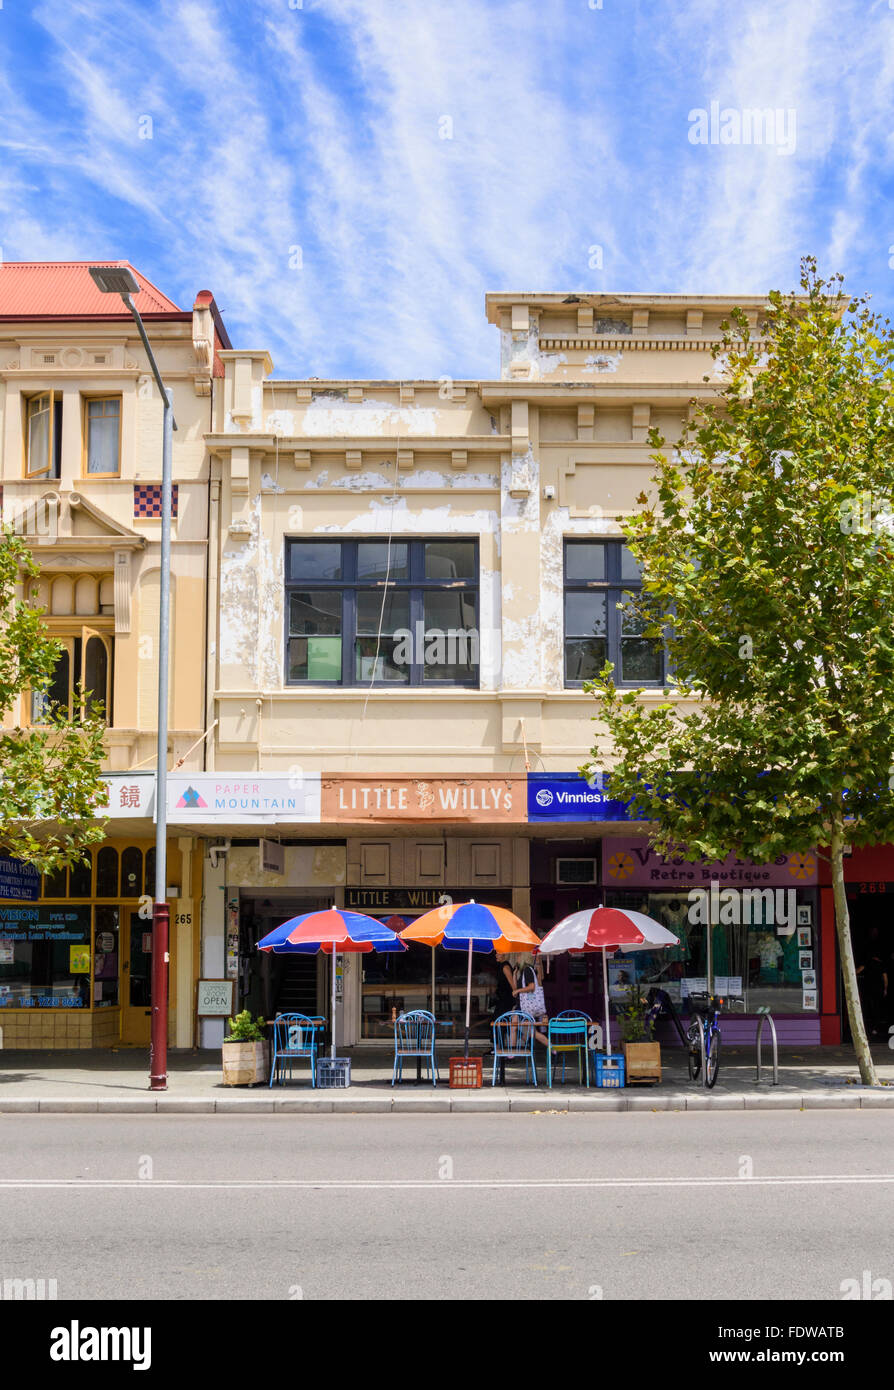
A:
[492,953,516,1021]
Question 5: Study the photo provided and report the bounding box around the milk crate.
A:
[595,1054,626,1088]
[316,1058,351,1088]
[449,1056,483,1089]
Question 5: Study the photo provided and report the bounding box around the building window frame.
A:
[284,537,480,688]
[82,395,122,477]
[24,391,62,479]
[563,537,665,688]
[28,623,114,725]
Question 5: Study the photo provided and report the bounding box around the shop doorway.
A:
[240,894,328,1022]
[841,888,894,1043]
[120,909,174,1045]
[531,888,603,1018]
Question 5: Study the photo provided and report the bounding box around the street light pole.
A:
[89,266,176,1091]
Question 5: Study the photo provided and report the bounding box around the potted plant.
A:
[222,1010,269,1086]
[619,986,661,1085]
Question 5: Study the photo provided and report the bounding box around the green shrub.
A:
[224,1010,266,1042]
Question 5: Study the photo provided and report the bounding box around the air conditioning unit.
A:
[556,857,597,885]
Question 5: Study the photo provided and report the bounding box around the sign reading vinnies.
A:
[602,836,818,888]
[167,775,321,823]
[322,776,525,822]
[527,773,630,823]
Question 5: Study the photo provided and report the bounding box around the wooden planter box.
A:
[622,1041,661,1085]
[222,1039,269,1087]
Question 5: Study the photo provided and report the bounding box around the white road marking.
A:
[1,1175,894,1190]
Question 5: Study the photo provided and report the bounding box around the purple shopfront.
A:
[530,829,826,1046]
[600,836,823,1045]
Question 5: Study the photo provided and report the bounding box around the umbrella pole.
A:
[602,948,611,1054]
[431,946,435,1015]
[464,939,473,1059]
[331,951,337,1060]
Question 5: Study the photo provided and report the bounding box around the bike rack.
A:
[755,1008,779,1086]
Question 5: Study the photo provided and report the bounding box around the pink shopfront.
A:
[591,837,825,1045]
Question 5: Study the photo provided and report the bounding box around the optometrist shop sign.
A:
[602,836,818,889]
[0,856,40,902]
[527,773,630,823]
[166,774,321,823]
[95,773,156,818]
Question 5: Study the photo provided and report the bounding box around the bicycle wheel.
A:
[687,1022,702,1080]
[705,1027,721,1088]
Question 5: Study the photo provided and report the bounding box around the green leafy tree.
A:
[584,259,894,1086]
[0,529,108,873]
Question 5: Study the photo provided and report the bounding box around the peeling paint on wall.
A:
[301,469,498,491]
[499,317,567,380]
[581,354,623,374]
[300,395,440,436]
[313,499,500,536]
[219,492,283,689]
[267,410,296,436]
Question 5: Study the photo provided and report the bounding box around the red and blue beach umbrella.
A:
[538,906,679,1053]
[257,906,407,955]
[257,906,406,1059]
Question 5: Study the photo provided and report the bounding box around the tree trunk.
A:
[830,814,878,1087]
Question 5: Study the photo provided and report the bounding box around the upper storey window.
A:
[564,539,664,687]
[25,392,62,479]
[285,538,480,687]
[85,397,121,475]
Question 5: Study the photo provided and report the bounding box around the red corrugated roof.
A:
[0,261,181,317]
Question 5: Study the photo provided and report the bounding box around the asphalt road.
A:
[0,1112,892,1301]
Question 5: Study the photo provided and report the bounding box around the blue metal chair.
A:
[269,1013,324,1088]
[548,1012,591,1088]
[492,1010,537,1086]
[392,1010,439,1086]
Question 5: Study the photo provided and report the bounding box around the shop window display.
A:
[604,889,819,1014]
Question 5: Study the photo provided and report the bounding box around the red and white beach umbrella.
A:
[538,907,679,1052]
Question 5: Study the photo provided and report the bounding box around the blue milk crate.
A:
[316,1058,351,1089]
[595,1054,626,1088]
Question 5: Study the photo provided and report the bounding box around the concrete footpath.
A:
[1,1043,893,1112]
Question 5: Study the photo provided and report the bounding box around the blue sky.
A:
[1,0,893,379]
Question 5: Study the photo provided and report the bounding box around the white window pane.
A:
[87,414,119,473]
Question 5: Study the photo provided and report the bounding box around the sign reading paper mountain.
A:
[167,775,321,823]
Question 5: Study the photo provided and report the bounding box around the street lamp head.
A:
[89,264,141,296]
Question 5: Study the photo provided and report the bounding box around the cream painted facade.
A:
[0,280,224,1048]
[197,293,770,1046]
[205,293,763,775]
[4,280,811,1050]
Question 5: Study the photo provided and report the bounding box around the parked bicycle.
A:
[686,993,722,1088]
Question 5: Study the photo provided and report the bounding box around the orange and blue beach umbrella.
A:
[400,900,540,1057]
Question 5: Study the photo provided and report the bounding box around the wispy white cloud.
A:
[0,0,891,373]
